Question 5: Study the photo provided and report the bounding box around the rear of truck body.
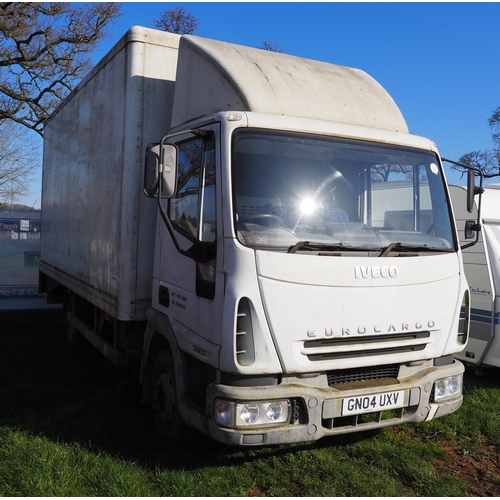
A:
[40,27,468,446]
[450,184,500,369]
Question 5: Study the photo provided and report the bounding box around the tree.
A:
[371,164,412,183]
[258,41,284,53]
[453,106,500,179]
[0,119,40,206]
[0,2,121,136]
[153,6,198,35]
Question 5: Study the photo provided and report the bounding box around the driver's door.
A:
[155,125,223,349]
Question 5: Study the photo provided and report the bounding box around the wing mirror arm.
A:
[155,178,215,263]
[144,137,215,264]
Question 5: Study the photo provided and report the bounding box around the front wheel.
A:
[151,349,190,443]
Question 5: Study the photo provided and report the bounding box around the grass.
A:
[1,309,500,496]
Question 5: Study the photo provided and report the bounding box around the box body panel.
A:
[40,28,180,320]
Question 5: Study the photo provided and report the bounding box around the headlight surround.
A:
[433,374,463,402]
[214,399,291,429]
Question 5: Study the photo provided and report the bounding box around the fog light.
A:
[433,375,463,402]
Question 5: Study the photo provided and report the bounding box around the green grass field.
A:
[1,309,499,496]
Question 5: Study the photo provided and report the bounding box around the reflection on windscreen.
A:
[232,130,455,253]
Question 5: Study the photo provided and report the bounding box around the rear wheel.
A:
[65,294,79,348]
[151,349,190,443]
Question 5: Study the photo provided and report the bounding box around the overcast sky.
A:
[25,1,500,207]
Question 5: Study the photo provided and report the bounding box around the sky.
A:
[23,1,500,208]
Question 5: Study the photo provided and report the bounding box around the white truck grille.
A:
[303,331,431,362]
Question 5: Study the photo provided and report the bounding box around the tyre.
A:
[66,294,79,348]
[151,349,190,443]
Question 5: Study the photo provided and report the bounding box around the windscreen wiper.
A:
[379,242,440,257]
[287,241,372,254]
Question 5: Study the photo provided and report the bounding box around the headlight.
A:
[240,403,260,424]
[433,375,463,402]
[214,399,290,428]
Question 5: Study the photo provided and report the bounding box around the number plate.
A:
[342,390,405,416]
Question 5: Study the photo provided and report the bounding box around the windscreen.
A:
[232,130,455,253]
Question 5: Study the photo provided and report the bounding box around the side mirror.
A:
[144,143,160,197]
[160,143,178,198]
[466,168,475,213]
[464,220,477,240]
[144,142,178,198]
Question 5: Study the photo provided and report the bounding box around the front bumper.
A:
[205,359,464,446]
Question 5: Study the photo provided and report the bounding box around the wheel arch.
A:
[141,308,183,405]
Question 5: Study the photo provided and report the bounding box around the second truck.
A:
[40,27,470,446]
[450,183,500,371]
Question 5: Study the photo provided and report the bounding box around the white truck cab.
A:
[40,27,469,446]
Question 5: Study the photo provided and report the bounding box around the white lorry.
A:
[450,183,500,370]
[40,26,470,446]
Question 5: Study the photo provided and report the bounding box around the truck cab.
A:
[142,104,467,445]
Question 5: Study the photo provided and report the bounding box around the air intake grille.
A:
[236,297,255,366]
[327,365,400,386]
[304,331,431,362]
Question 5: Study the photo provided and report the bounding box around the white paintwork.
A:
[450,184,500,367]
[40,27,180,320]
[171,35,408,132]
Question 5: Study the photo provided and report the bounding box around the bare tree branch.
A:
[153,6,198,34]
[258,41,284,53]
[454,106,500,179]
[0,120,41,205]
[0,2,121,135]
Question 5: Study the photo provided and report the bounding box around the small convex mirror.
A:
[464,220,476,239]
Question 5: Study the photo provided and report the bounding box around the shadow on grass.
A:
[1,308,488,475]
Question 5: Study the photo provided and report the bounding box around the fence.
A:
[0,208,51,310]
